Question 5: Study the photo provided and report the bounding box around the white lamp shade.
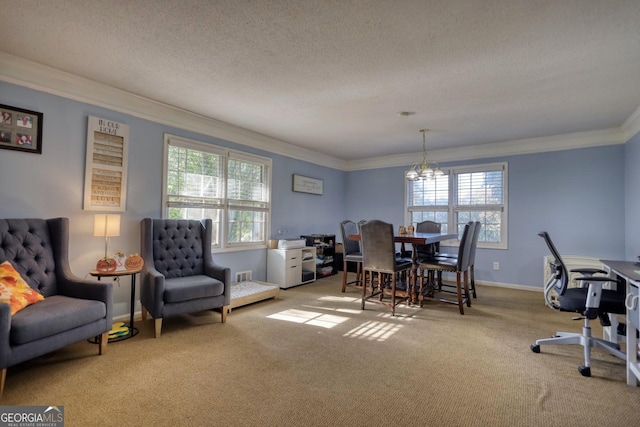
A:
[93,214,121,237]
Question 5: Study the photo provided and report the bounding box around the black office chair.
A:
[530,231,626,377]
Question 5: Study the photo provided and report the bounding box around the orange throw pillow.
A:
[0,260,45,315]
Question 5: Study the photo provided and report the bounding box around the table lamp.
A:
[93,214,120,271]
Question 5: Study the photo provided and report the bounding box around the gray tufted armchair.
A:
[140,218,230,338]
[0,218,113,399]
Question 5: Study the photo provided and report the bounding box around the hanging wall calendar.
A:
[83,116,129,211]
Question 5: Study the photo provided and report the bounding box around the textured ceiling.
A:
[1,0,640,161]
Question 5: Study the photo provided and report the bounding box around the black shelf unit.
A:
[301,234,336,278]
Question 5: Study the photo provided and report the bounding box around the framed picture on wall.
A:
[292,174,323,195]
[0,104,43,154]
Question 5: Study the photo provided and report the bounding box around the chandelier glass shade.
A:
[405,129,443,181]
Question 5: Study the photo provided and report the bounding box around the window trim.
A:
[405,161,508,250]
[162,133,272,253]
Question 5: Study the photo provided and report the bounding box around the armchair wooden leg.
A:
[221,305,229,323]
[154,318,162,338]
[141,305,148,321]
[99,332,108,355]
[1,368,6,399]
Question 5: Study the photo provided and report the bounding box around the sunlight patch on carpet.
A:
[344,320,402,341]
[267,309,349,328]
[317,295,360,303]
[301,304,362,314]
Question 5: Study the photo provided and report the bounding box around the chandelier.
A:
[405,129,443,181]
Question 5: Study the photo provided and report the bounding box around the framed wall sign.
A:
[292,174,323,195]
[83,116,129,211]
[0,104,43,154]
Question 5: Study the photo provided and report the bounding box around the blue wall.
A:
[0,81,345,316]
[0,80,637,315]
[625,131,640,260]
[345,146,627,288]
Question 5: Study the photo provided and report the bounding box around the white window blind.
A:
[163,134,271,251]
[407,174,450,233]
[405,162,508,249]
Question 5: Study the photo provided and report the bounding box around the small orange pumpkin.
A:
[96,257,117,273]
[125,254,144,270]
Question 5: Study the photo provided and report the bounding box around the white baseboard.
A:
[475,280,542,292]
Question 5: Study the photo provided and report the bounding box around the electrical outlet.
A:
[493,262,500,271]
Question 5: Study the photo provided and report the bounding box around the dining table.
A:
[349,231,458,302]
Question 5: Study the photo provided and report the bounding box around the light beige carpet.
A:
[3,274,640,426]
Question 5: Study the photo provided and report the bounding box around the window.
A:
[405,162,508,249]
[163,134,271,251]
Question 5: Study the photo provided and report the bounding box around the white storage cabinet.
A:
[267,247,316,289]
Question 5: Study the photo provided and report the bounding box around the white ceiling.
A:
[1,0,640,163]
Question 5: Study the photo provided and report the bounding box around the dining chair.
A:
[339,220,363,292]
[415,220,442,260]
[432,221,481,298]
[467,222,481,298]
[418,221,475,314]
[360,220,413,316]
[398,220,441,262]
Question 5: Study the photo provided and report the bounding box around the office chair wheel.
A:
[578,366,591,377]
[530,344,540,353]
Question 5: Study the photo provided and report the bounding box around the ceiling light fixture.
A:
[405,129,443,181]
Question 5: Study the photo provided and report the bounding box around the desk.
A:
[600,259,640,386]
[90,268,141,342]
[350,232,458,301]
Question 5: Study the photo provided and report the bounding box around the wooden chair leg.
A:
[391,273,397,316]
[154,318,162,338]
[464,270,471,307]
[428,269,436,297]
[456,272,464,315]
[418,267,425,307]
[1,368,6,399]
[141,305,148,321]
[470,265,477,298]
[220,305,229,323]
[99,332,108,355]
[342,258,348,292]
[361,269,368,310]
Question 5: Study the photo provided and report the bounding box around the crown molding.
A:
[345,128,627,171]
[0,52,347,171]
[0,51,635,173]
[622,104,640,141]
